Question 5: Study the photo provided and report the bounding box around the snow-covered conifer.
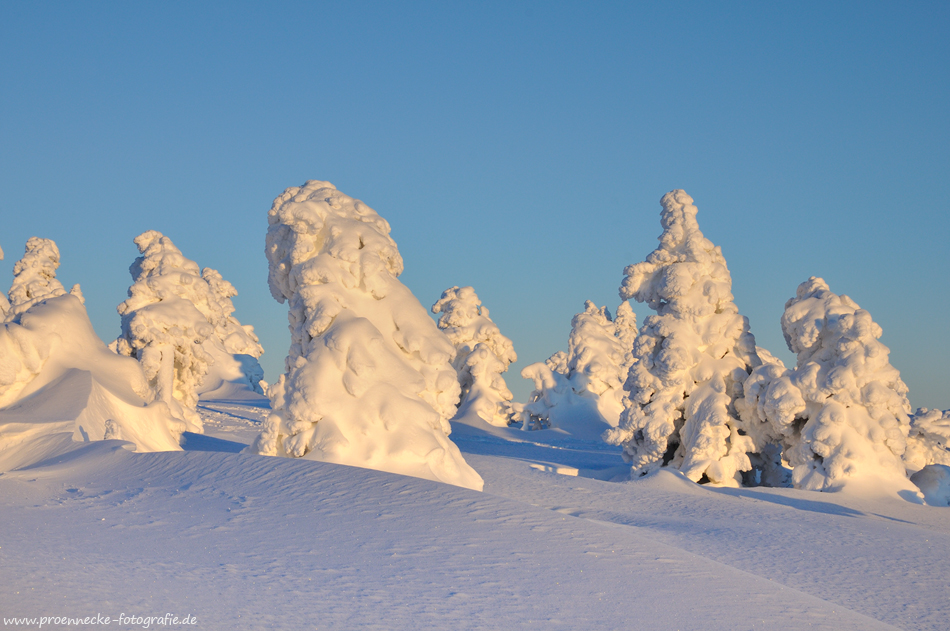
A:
[736,277,915,493]
[605,190,760,486]
[246,181,482,490]
[5,237,83,321]
[432,286,517,427]
[518,301,635,438]
[0,243,8,318]
[905,408,950,472]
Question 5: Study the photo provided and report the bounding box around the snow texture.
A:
[432,285,517,427]
[113,231,265,431]
[606,190,761,486]
[517,300,636,439]
[247,181,482,491]
[910,464,950,507]
[736,277,918,496]
[0,294,182,471]
[4,237,83,321]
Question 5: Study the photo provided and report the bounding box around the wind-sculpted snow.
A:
[5,237,83,321]
[432,286,517,427]
[0,295,182,470]
[606,190,761,486]
[113,231,265,431]
[517,301,636,439]
[736,277,920,496]
[248,181,481,491]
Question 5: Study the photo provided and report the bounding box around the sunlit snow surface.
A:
[1,401,947,630]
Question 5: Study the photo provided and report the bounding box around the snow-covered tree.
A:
[605,190,761,486]
[736,277,916,494]
[5,237,83,321]
[0,243,8,318]
[246,181,482,491]
[432,286,517,427]
[517,300,635,438]
[905,408,950,472]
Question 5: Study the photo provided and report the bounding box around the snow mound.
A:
[517,300,635,439]
[605,190,762,486]
[0,295,182,471]
[432,286,517,427]
[247,181,482,491]
[114,231,265,430]
[737,277,917,496]
[910,464,950,507]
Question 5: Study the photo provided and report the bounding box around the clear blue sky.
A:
[1,1,948,407]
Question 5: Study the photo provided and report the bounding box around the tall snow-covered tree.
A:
[0,243,8,318]
[432,286,517,427]
[246,181,482,491]
[904,408,950,472]
[736,277,919,494]
[518,301,635,438]
[5,237,83,321]
[605,190,761,486]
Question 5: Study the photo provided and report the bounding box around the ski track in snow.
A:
[0,402,945,630]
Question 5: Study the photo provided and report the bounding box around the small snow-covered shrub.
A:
[736,277,915,494]
[517,301,636,438]
[432,286,517,427]
[246,181,482,491]
[605,190,762,486]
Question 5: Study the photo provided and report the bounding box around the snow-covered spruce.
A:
[517,301,636,439]
[5,237,83,321]
[605,190,761,486]
[904,408,950,473]
[432,286,517,427]
[0,294,182,470]
[246,181,482,491]
[736,277,918,495]
[113,231,265,432]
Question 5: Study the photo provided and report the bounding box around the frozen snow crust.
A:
[606,190,761,486]
[248,181,482,491]
[518,301,636,439]
[0,294,182,471]
[113,231,265,432]
[432,285,517,427]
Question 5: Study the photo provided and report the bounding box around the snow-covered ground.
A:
[1,400,946,630]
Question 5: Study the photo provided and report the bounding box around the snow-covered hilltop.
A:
[247,181,482,491]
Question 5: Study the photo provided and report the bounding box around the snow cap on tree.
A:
[606,190,760,486]
[248,181,482,491]
[432,286,517,427]
[737,277,917,494]
[5,237,83,321]
[517,301,635,438]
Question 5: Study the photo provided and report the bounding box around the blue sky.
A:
[1,1,948,407]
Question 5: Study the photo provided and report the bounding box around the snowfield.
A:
[1,402,947,630]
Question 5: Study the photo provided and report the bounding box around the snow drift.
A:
[517,301,636,439]
[432,285,517,427]
[0,294,182,471]
[605,190,762,486]
[247,181,482,491]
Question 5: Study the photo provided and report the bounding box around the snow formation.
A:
[432,286,517,427]
[904,408,950,473]
[113,231,265,433]
[517,301,636,439]
[4,237,83,321]
[0,294,182,470]
[736,277,918,494]
[605,190,761,486]
[0,243,8,318]
[247,181,482,491]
